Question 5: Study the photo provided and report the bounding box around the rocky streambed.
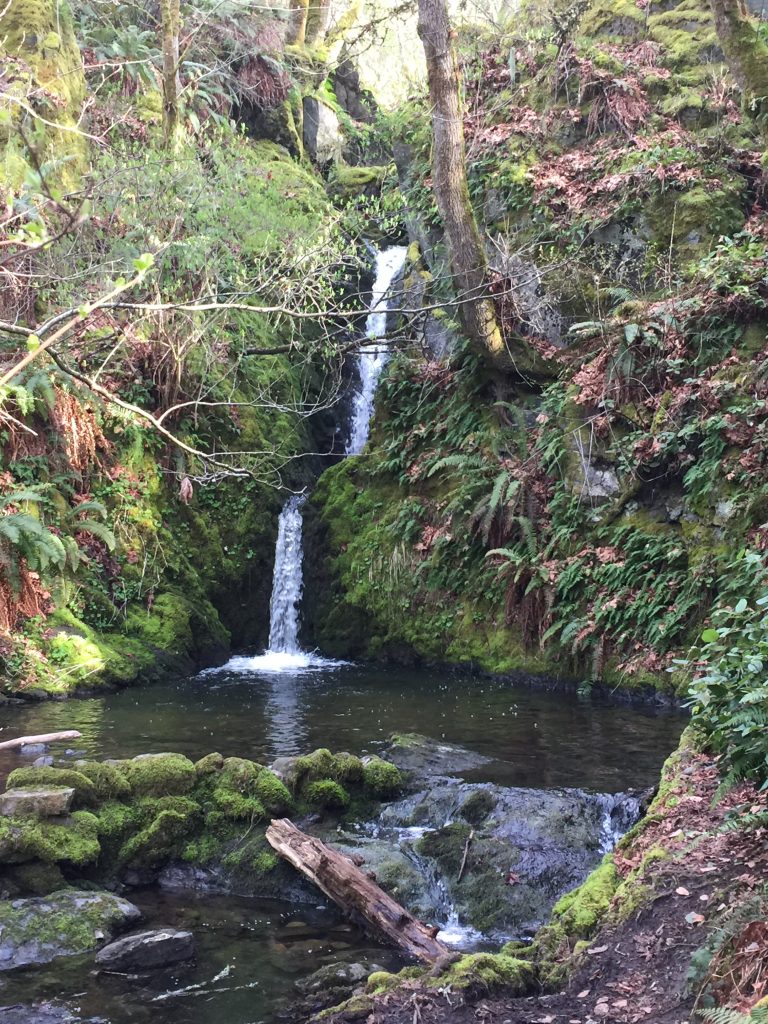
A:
[0,731,652,1023]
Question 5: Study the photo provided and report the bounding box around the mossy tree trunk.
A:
[416,0,508,370]
[286,0,310,46]
[305,0,331,45]
[160,0,181,148]
[709,0,768,133]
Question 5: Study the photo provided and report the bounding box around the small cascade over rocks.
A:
[216,246,407,675]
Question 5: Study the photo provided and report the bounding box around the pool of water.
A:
[0,890,402,1024]
[0,661,684,792]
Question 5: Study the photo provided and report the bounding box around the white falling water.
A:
[217,246,407,676]
[346,246,409,456]
[267,494,305,654]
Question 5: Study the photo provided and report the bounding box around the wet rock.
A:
[19,744,47,757]
[385,734,492,779]
[0,1005,93,1024]
[95,928,195,971]
[0,788,74,818]
[0,890,141,970]
[32,757,54,768]
[296,960,373,994]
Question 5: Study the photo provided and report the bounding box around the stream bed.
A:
[0,661,685,1023]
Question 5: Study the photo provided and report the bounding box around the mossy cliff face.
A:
[0,0,88,191]
[307,0,768,695]
[0,750,403,897]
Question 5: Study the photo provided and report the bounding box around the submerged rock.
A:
[0,1005,93,1024]
[385,733,493,778]
[95,928,194,971]
[0,890,141,970]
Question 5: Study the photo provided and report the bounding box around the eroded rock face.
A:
[0,891,141,970]
[95,929,194,971]
[0,789,74,819]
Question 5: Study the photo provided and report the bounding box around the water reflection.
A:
[0,664,685,792]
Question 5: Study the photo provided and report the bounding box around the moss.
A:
[95,801,140,852]
[433,952,534,994]
[118,806,197,869]
[72,761,131,801]
[195,752,225,776]
[551,857,620,937]
[305,779,350,810]
[219,756,262,793]
[417,823,472,874]
[361,756,402,798]
[459,789,497,825]
[209,790,266,822]
[254,771,293,815]
[116,753,197,797]
[328,163,388,198]
[0,811,101,866]
[6,766,98,808]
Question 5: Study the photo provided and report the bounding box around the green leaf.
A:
[701,628,720,643]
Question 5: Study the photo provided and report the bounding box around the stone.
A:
[32,757,54,768]
[385,733,492,778]
[0,890,141,970]
[95,928,195,971]
[19,744,46,756]
[0,1006,84,1024]
[302,96,343,166]
[0,788,74,818]
[296,960,373,995]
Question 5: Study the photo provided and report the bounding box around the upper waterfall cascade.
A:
[346,246,409,456]
[222,246,407,674]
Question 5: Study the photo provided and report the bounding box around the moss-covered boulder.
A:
[113,753,197,797]
[7,766,98,808]
[0,890,140,969]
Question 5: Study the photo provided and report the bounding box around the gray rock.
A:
[295,960,371,995]
[0,891,141,970]
[302,96,343,166]
[19,744,46,756]
[385,733,492,778]
[0,788,74,818]
[32,757,54,768]
[95,929,194,971]
[0,1005,86,1024]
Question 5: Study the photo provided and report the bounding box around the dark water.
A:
[0,661,684,1023]
[0,661,683,792]
[0,891,402,1024]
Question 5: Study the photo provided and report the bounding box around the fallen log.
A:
[266,817,451,963]
[0,730,83,751]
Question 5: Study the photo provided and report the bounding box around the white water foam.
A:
[219,650,344,675]
[346,246,409,455]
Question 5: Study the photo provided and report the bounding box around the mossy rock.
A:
[551,857,620,937]
[115,753,197,797]
[433,952,534,994]
[0,889,141,969]
[0,810,101,867]
[460,789,496,825]
[6,766,97,808]
[118,802,199,870]
[254,771,293,815]
[417,823,472,874]
[305,779,350,810]
[194,752,225,777]
[72,761,131,801]
[361,756,402,798]
[3,860,67,896]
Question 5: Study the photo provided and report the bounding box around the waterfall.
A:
[218,245,407,675]
[267,494,305,654]
[346,246,409,455]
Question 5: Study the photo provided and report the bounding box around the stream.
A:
[0,248,685,1024]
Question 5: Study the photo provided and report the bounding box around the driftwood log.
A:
[266,817,451,963]
[0,730,83,751]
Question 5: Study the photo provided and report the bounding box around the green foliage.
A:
[679,569,768,792]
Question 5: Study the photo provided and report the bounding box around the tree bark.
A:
[160,0,181,148]
[285,0,310,46]
[305,0,332,47]
[416,0,507,369]
[709,0,768,131]
[266,818,451,962]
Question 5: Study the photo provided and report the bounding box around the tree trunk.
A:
[709,0,768,130]
[265,818,451,962]
[305,0,331,46]
[285,0,309,46]
[416,0,507,369]
[160,0,181,148]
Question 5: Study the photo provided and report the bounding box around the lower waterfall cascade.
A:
[222,245,408,673]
